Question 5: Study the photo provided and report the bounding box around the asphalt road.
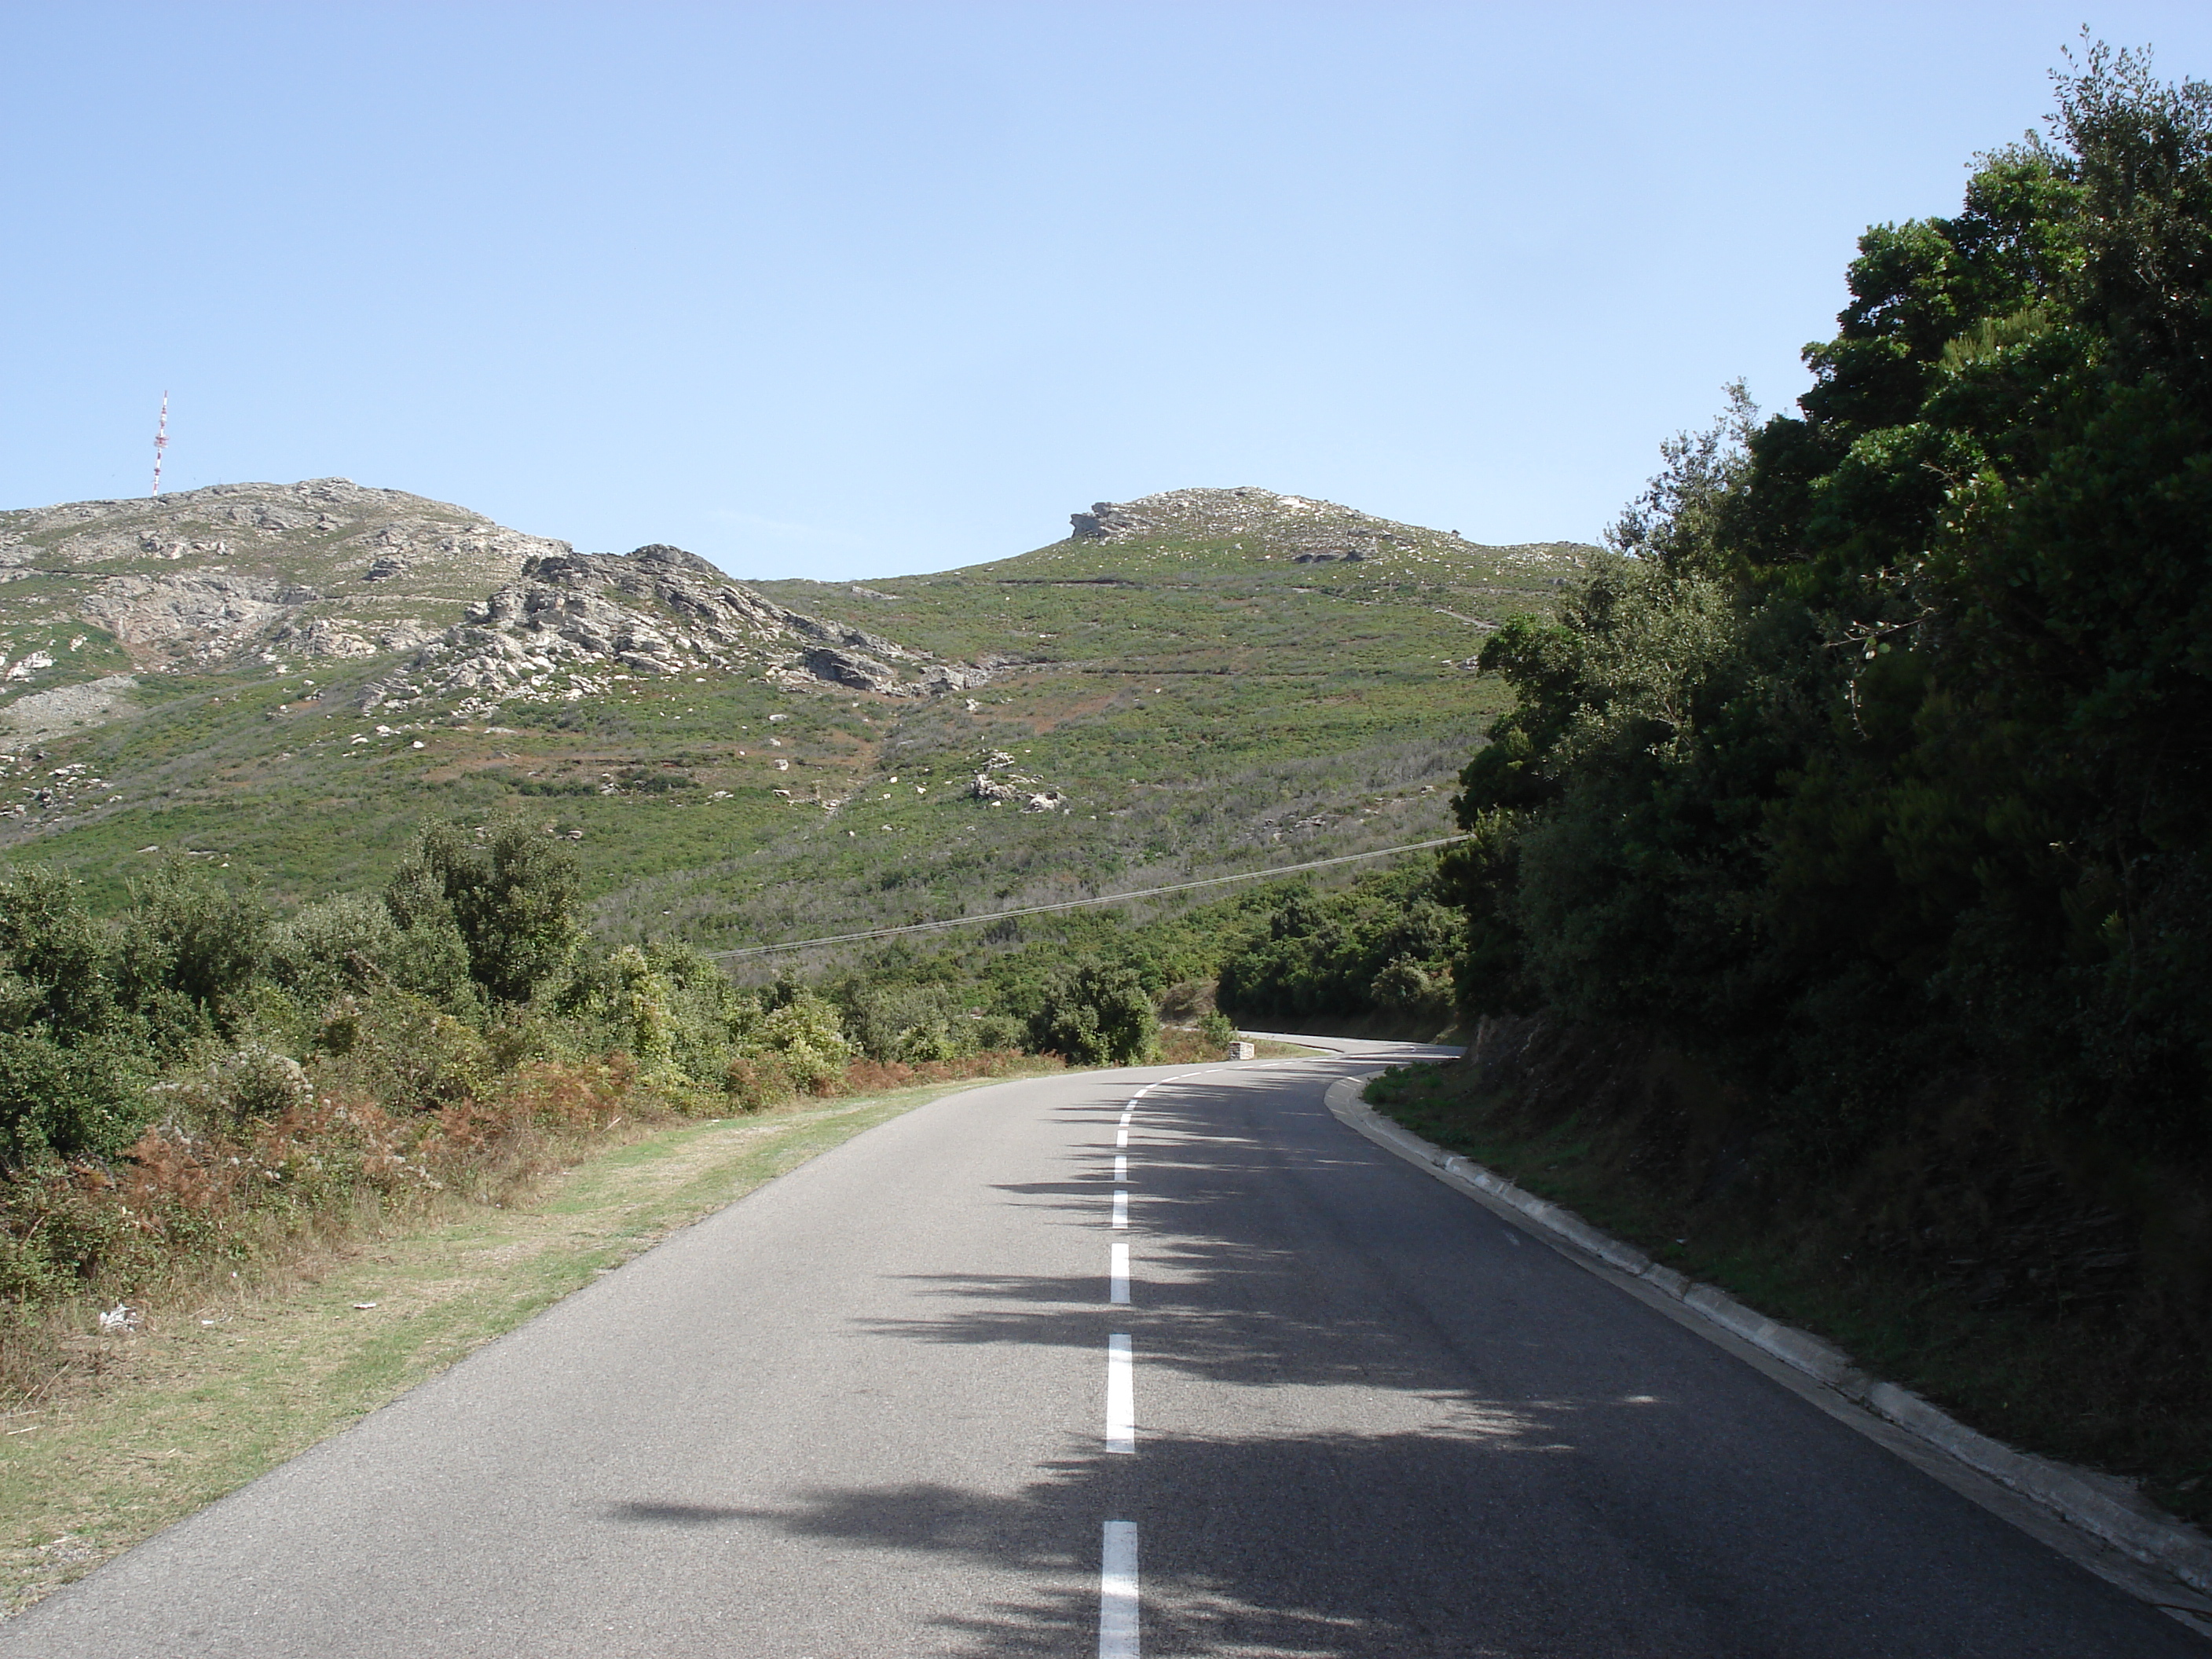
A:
[5,1051,2199,1657]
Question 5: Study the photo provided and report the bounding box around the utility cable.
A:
[703,834,1467,961]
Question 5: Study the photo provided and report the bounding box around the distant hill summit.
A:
[0,478,566,670]
[1067,486,1501,566]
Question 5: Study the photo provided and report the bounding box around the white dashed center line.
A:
[1100,1090,1146,1646]
[1106,1334,1135,1453]
[1099,1520,1139,1657]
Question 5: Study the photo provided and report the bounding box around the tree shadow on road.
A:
[861,1070,1701,1401]
[635,1075,2198,1657]
[674,1420,2192,1659]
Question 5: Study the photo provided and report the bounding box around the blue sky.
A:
[6,2,2212,578]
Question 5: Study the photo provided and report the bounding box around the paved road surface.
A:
[5,1051,2198,1656]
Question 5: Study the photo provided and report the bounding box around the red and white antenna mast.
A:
[150,391,170,497]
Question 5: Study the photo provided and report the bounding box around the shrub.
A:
[308,990,493,1115]
[163,1042,315,1127]
[971,1012,1026,1051]
[0,1163,139,1290]
[0,865,112,1038]
[266,894,408,1001]
[111,863,272,1045]
[1156,979,1218,1024]
[609,946,676,1069]
[841,982,970,1063]
[386,818,580,1005]
[1216,866,1458,1027]
[1370,955,1456,1029]
[722,1053,797,1111]
[0,1031,148,1168]
[1027,961,1157,1067]
[753,991,851,1093]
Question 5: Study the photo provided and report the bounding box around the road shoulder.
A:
[1323,1069,2212,1642]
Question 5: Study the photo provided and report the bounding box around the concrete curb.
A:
[1323,1073,2212,1602]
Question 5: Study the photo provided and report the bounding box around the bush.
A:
[0,1031,147,1167]
[165,1042,315,1127]
[1370,955,1456,1030]
[0,1163,139,1290]
[1027,961,1157,1067]
[1216,866,1459,1027]
[386,818,580,1005]
[971,1012,1026,1052]
[0,865,112,1038]
[112,863,272,1046]
[721,1053,796,1111]
[754,991,851,1093]
[841,982,970,1063]
[308,990,493,1115]
[266,894,408,1001]
[1156,980,1218,1024]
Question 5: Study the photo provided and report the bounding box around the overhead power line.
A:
[703,835,1467,961]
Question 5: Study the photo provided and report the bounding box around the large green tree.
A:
[1446,42,2212,1155]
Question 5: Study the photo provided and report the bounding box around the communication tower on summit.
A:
[151,392,170,497]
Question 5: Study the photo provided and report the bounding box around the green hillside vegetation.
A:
[1213,859,1460,1035]
[1386,43,2212,1520]
[0,799,1426,1401]
[0,816,1173,1401]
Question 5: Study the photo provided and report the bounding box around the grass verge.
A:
[0,1072,1027,1616]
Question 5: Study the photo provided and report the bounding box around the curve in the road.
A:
[2,1050,2199,1657]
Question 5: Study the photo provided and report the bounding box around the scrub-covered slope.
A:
[0,483,1590,950]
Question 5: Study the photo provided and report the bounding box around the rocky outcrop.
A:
[0,482,1004,713]
[269,617,379,658]
[969,749,1068,813]
[77,571,320,654]
[371,543,998,712]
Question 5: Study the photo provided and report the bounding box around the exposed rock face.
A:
[76,571,320,651]
[1068,486,1451,564]
[2,675,138,739]
[372,543,995,712]
[969,749,1067,812]
[269,617,379,658]
[801,646,903,693]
